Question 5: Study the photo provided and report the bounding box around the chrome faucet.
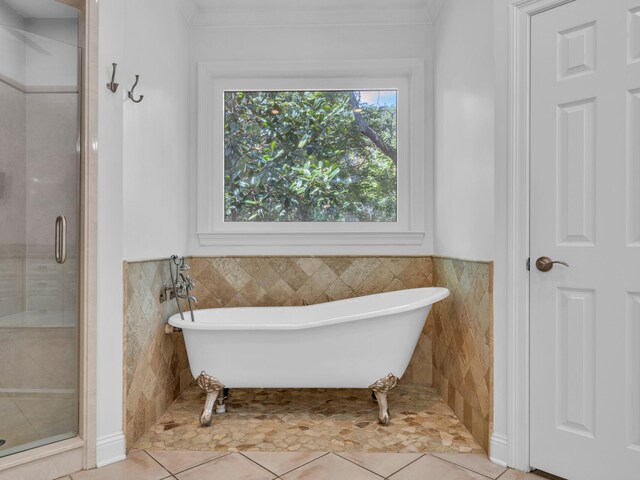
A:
[160,255,198,321]
[178,294,199,306]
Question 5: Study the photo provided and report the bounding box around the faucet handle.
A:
[174,282,186,295]
[185,275,196,290]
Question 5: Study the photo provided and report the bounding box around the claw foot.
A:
[369,373,398,425]
[196,371,225,426]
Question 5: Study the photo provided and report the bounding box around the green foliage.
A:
[224,90,397,222]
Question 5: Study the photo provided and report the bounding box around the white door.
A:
[530,1,640,479]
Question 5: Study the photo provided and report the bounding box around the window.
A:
[197,59,427,246]
[224,90,398,223]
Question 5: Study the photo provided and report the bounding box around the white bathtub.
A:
[169,287,448,388]
[168,287,449,425]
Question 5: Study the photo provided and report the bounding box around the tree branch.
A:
[348,92,397,164]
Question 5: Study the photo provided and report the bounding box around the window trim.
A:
[197,59,426,246]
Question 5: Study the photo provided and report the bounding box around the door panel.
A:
[626,293,640,451]
[556,98,596,245]
[555,287,596,438]
[628,7,640,63]
[627,89,640,246]
[557,21,596,80]
[530,1,640,478]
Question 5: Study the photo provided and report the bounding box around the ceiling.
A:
[4,0,78,19]
[192,0,440,9]
[178,0,444,27]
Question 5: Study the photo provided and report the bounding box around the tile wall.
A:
[124,256,434,447]
[124,255,492,451]
[0,79,79,328]
[123,260,191,447]
[429,257,493,451]
[24,92,79,327]
[0,79,26,321]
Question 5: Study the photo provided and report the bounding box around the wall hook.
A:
[128,74,144,103]
[106,63,119,92]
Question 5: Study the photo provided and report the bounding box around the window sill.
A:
[197,231,425,246]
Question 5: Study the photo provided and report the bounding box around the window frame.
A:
[197,59,426,246]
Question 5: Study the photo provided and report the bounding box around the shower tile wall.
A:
[25,92,78,327]
[0,79,26,322]
[0,80,78,328]
[124,256,434,447]
[429,257,493,451]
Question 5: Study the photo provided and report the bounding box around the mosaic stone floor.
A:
[132,385,483,454]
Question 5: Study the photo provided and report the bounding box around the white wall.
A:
[433,0,495,262]
[121,0,190,261]
[188,20,434,256]
[96,0,190,466]
[491,0,513,467]
[432,0,509,466]
[96,0,125,466]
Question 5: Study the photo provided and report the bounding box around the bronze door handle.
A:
[535,256,569,272]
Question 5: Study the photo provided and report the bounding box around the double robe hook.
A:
[128,74,144,103]
[106,64,144,104]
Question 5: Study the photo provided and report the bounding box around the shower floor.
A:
[0,327,77,458]
[132,384,482,454]
[0,396,75,457]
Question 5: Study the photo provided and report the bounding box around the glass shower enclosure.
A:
[0,0,80,458]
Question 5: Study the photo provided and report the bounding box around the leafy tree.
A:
[224,90,397,222]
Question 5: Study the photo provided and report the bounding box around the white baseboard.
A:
[489,432,509,467]
[96,432,126,468]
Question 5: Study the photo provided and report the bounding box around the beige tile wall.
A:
[123,260,191,448]
[429,257,493,451]
[124,255,493,452]
[124,256,434,447]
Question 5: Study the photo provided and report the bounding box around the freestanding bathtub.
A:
[168,287,449,426]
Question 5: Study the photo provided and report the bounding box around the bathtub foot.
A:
[196,371,225,426]
[369,373,398,425]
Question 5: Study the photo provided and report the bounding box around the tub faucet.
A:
[160,255,198,322]
[177,293,198,305]
[176,292,198,321]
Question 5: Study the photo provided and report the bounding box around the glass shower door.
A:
[0,5,80,458]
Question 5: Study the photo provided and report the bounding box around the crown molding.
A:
[175,0,442,27]
[425,0,444,22]
[176,0,198,25]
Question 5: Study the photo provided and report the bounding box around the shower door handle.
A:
[55,215,67,264]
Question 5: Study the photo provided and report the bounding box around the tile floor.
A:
[0,396,75,457]
[0,327,76,390]
[133,384,482,454]
[59,450,549,480]
[0,327,77,457]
